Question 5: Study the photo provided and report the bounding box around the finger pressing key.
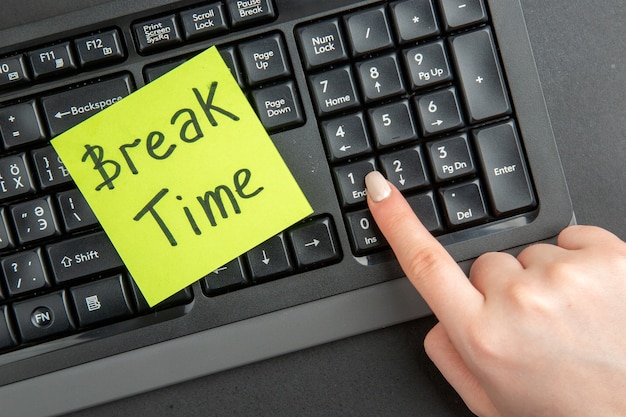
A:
[365,171,482,329]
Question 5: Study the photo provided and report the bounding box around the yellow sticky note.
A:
[51,47,312,306]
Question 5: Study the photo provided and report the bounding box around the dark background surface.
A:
[71,1,625,415]
[5,0,625,415]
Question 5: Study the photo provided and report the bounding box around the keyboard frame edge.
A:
[0,0,573,413]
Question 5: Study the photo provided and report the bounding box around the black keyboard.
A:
[0,0,572,414]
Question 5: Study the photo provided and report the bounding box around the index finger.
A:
[365,171,482,326]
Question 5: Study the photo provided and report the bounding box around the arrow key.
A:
[287,217,341,270]
[415,86,464,136]
[320,113,372,162]
[246,233,294,282]
[379,145,429,192]
[355,53,404,103]
[202,257,248,295]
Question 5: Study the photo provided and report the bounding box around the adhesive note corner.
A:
[51,46,312,306]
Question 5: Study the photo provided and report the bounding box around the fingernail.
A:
[365,171,391,202]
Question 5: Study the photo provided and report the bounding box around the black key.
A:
[132,280,193,312]
[344,6,394,56]
[390,0,440,42]
[74,29,125,67]
[426,134,476,181]
[0,55,29,89]
[31,146,72,189]
[180,3,229,40]
[133,15,182,54]
[238,34,290,86]
[437,0,488,30]
[250,81,304,132]
[321,113,372,162]
[218,46,245,88]
[473,121,535,215]
[0,306,16,350]
[403,41,453,90]
[333,158,377,207]
[41,74,133,137]
[143,59,186,83]
[0,101,46,149]
[0,153,35,202]
[226,0,276,27]
[287,217,341,269]
[355,54,405,102]
[70,274,133,327]
[2,249,49,296]
[379,146,429,192]
[202,257,248,295]
[46,231,124,283]
[56,188,99,232]
[345,209,388,255]
[296,18,348,69]
[415,87,464,135]
[440,180,488,226]
[308,66,359,116]
[0,208,13,251]
[450,28,511,123]
[406,192,443,233]
[12,291,74,342]
[27,42,77,79]
[10,197,60,244]
[246,233,294,281]
[368,100,418,148]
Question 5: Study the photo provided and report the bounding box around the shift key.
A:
[41,74,133,137]
[46,231,124,283]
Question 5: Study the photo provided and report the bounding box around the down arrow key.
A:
[246,233,293,282]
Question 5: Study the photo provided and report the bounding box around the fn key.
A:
[13,291,74,342]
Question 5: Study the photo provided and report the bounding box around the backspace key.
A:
[41,74,133,137]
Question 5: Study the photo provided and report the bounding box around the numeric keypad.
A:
[295,0,535,256]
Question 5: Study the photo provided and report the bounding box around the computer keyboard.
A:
[0,0,572,414]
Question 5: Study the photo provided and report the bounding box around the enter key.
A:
[46,231,124,283]
[473,121,536,216]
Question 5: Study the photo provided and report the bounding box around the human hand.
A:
[365,171,626,417]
